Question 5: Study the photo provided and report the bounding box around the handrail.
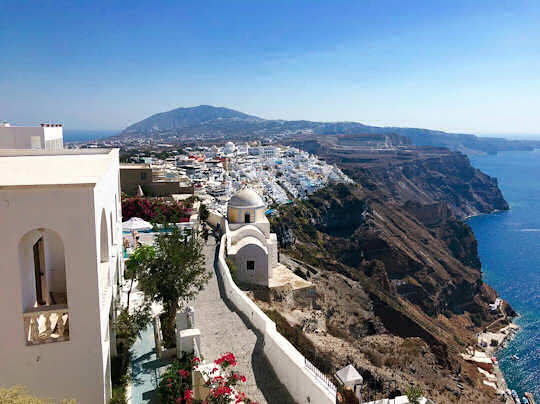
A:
[23,304,70,345]
[304,358,337,394]
[23,303,68,316]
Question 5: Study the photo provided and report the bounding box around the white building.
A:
[0,122,64,150]
[0,148,123,403]
[225,188,279,286]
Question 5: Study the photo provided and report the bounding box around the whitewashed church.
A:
[225,188,279,286]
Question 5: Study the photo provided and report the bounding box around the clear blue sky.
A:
[1,0,539,135]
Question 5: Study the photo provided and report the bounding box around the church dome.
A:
[224,141,236,153]
[228,188,264,208]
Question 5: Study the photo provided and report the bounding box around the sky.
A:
[1,0,539,135]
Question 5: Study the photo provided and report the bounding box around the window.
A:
[247,260,255,271]
[140,172,148,180]
[244,213,251,223]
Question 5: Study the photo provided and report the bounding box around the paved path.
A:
[128,325,168,403]
[191,236,295,404]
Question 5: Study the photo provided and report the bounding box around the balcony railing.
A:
[23,304,69,345]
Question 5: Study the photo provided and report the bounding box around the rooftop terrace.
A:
[0,148,118,187]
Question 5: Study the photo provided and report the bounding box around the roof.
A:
[120,163,151,169]
[229,236,268,255]
[0,149,117,187]
[228,188,265,208]
[335,364,363,385]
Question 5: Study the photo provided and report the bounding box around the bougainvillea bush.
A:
[157,354,194,403]
[122,197,192,223]
[159,353,258,404]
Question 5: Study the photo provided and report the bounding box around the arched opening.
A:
[18,228,68,310]
[110,212,115,245]
[115,194,118,222]
[100,210,109,263]
[18,228,70,344]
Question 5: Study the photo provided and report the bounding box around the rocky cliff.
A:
[264,147,512,403]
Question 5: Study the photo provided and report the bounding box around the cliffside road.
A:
[191,236,295,404]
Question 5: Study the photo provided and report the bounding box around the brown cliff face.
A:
[268,145,511,402]
[346,151,509,219]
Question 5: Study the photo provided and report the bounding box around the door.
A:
[33,238,45,305]
[244,213,251,223]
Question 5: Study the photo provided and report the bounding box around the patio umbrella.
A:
[122,217,153,232]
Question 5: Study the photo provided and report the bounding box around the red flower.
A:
[235,392,246,403]
[178,369,190,378]
[240,375,246,383]
[184,389,193,404]
[214,352,237,368]
[191,357,201,365]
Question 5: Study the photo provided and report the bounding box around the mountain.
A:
[120,105,539,154]
[123,105,263,133]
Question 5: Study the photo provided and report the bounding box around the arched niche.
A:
[100,209,109,263]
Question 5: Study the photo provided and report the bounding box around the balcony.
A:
[23,304,69,345]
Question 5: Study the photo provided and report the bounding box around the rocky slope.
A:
[263,148,513,402]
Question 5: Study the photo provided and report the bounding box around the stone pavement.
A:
[191,236,295,404]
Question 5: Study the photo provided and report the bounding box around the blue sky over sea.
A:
[1,0,539,134]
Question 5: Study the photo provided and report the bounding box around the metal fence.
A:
[304,358,337,395]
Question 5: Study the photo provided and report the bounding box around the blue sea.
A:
[63,129,118,142]
[468,150,540,398]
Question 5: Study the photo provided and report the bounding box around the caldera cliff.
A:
[258,141,513,403]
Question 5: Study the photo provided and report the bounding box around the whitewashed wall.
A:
[216,234,336,404]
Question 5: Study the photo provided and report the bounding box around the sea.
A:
[468,149,540,398]
[63,129,118,143]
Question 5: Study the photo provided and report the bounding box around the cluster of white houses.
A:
[0,124,123,403]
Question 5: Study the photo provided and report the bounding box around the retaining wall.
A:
[217,234,336,404]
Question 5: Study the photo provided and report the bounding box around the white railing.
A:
[23,304,69,345]
[305,358,337,395]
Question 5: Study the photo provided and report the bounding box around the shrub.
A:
[406,386,423,404]
[226,258,238,284]
[0,386,75,404]
[158,354,194,403]
[159,352,257,404]
[122,197,190,223]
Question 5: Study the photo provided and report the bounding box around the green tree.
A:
[137,226,210,345]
